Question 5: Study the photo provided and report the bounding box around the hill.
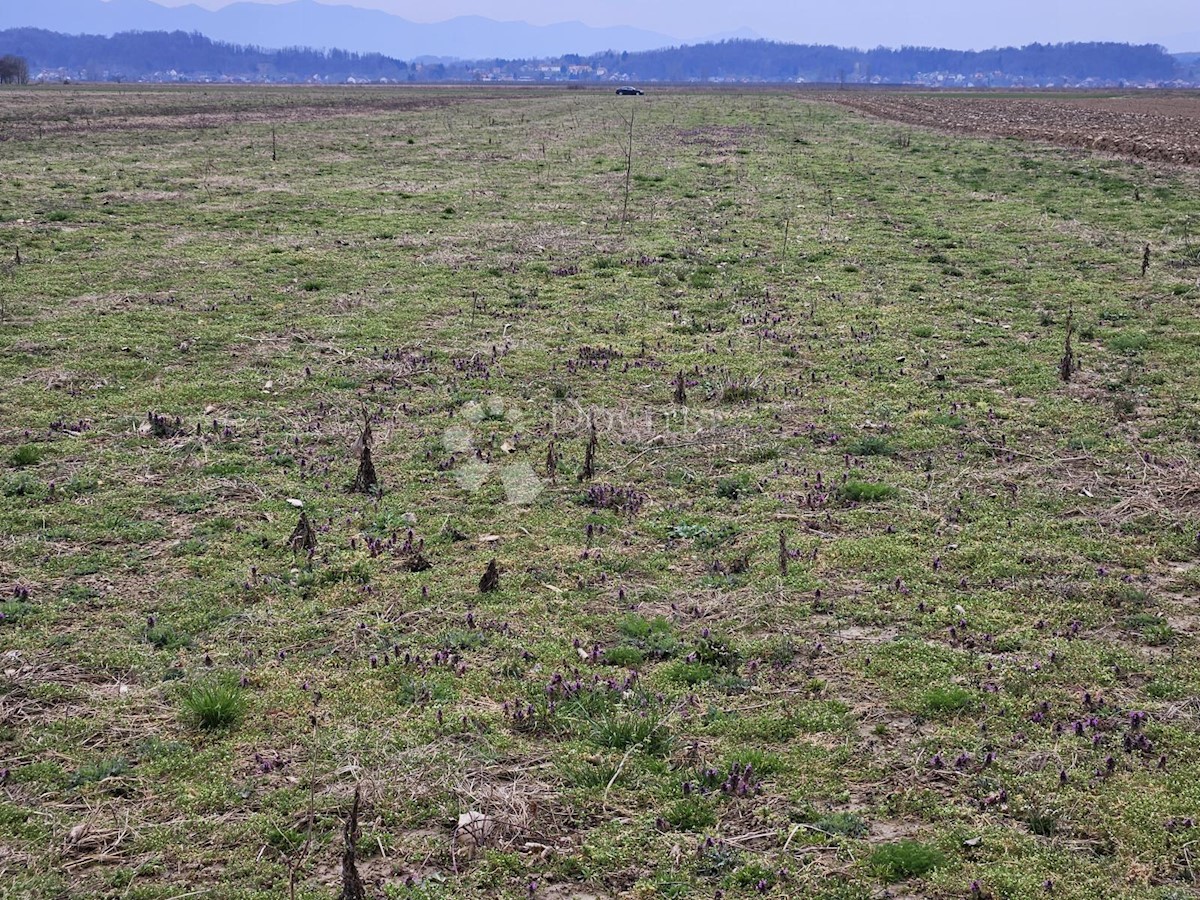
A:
[0,28,412,82]
[0,30,1190,86]
[0,0,678,59]
[593,40,1183,86]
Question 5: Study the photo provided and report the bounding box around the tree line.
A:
[0,54,29,83]
[587,40,1181,83]
[0,28,1187,84]
[0,28,410,81]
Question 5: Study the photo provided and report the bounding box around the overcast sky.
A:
[150,0,1200,50]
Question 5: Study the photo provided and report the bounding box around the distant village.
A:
[26,62,1199,88]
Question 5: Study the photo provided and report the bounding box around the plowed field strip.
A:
[827,91,1200,165]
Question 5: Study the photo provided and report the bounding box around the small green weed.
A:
[658,661,715,686]
[694,633,741,671]
[715,474,753,500]
[718,380,762,403]
[145,623,191,650]
[438,628,486,651]
[848,436,895,457]
[395,674,457,706]
[616,615,680,659]
[728,863,777,889]
[869,840,946,882]
[841,481,896,502]
[603,645,645,667]
[69,757,130,788]
[725,748,784,776]
[663,797,717,831]
[814,811,868,837]
[589,708,672,756]
[0,601,31,624]
[920,685,973,716]
[1027,808,1059,837]
[1107,331,1151,354]
[2,474,41,497]
[1124,613,1173,645]
[178,678,246,731]
[9,445,41,467]
[695,839,741,875]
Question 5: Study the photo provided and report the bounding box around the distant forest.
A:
[0,28,411,81]
[0,28,1189,84]
[591,40,1182,83]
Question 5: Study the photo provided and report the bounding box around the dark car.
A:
[615,87,644,95]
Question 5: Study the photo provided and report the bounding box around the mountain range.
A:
[0,0,721,59]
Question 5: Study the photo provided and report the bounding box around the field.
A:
[830,90,1200,165]
[1,84,1200,900]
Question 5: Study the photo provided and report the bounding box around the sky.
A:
[147,0,1200,50]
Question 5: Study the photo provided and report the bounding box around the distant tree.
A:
[0,54,29,84]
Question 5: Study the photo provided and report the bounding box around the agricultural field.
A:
[830,90,1200,165]
[1,84,1199,900]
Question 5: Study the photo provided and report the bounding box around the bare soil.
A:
[828,90,1200,165]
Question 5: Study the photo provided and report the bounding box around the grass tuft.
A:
[9,445,41,467]
[178,677,246,731]
[869,840,946,882]
[841,480,897,502]
[920,685,974,716]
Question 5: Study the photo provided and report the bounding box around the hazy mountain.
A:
[1168,30,1200,53]
[0,0,678,59]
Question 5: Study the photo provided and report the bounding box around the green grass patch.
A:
[869,840,946,882]
[178,677,247,731]
[841,481,897,503]
[8,445,41,467]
